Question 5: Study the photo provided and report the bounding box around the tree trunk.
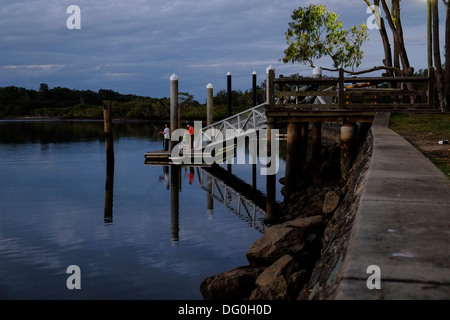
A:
[380,0,414,76]
[432,0,445,111]
[366,1,393,77]
[445,1,450,110]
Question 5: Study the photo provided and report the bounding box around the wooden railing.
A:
[267,69,434,111]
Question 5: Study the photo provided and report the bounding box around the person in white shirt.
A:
[159,124,170,151]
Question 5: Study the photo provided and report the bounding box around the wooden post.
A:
[252,71,257,107]
[284,122,299,200]
[300,122,309,166]
[227,72,232,117]
[170,74,179,151]
[428,67,435,109]
[311,122,322,164]
[266,122,276,222]
[103,100,114,165]
[207,83,214,126]
[266,65,275,110]
[339,68,345,109]
[340,122,356,180]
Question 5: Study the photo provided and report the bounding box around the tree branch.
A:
[319,65,403,76]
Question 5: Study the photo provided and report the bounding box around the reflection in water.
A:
[104,160,114,224]
[206,174,214,219]
[198,165,271,233]
[0,120,272,300]
[170,165,180,244]
[159,166,170,189]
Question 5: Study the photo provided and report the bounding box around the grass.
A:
[389,112,450,179]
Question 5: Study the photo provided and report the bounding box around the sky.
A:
[0,0,445,103]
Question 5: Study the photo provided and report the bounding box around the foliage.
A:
[283,4,368,71]
[0,83,266,122]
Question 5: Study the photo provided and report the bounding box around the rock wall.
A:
[200,124,373,300]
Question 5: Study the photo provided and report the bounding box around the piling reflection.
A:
[147,157,280,239]
[159,166,169,189]
[170,165,180,244]
[104,154,114,224]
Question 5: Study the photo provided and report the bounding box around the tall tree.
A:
[283,4,369,73]
[364,0,414,76]
[365,0,394,76]
[432,0,446,111]
[442,0,450,110]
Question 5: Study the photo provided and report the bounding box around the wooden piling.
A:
[284,122,299,200]
[311,122,322,163]
[266,66,275,110]
[170,74,179,151]
[266,123,277,221]
[340,122,356,180]
[103,100,114,164]
[207,83,214,126]
[300,122,309,165]
[227,72,232,117]
[252,71,257,107]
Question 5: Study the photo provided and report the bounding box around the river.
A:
[0,120,286,300]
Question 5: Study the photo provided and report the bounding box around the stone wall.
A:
[200,124,373,300]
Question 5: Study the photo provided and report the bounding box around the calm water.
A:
[0,120,285,300]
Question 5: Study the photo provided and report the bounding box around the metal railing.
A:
[194,102,267,150]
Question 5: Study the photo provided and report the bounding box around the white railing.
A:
[194,102,267,150]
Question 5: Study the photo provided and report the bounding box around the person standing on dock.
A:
[188,124,194,149]
[159,124,170,151]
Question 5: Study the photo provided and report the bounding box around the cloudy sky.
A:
[0,0,443,102]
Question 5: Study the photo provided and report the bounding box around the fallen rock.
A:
[249,255,301,300]
[284,215,323,229]
[246,225,305,266]
[200,266,265,300]
[322,191,340,214]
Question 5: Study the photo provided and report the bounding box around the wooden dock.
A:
[144,150,212,167]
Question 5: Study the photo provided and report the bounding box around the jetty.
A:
[145,66,450,299]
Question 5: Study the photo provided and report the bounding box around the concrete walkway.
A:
[334,112,450,299]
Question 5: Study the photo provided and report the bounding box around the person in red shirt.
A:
[187,124,194,149]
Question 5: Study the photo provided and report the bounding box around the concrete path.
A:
[334,112,450,299]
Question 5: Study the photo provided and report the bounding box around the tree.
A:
[39,83,49,92]
[432,0,445,111]
[441,0,450,110]
[283,4,369,73]
[364,1,414,76]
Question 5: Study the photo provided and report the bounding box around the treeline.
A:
[0,83,266,121]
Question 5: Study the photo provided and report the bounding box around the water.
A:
[0,120,285,300]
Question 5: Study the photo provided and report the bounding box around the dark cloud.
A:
[0,0,440,102]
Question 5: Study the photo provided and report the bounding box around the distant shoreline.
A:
[0,116,170,123]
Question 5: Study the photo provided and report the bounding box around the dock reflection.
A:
[151,161,279,242]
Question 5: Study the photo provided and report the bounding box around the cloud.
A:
[1,64,66,71]
[0,0,439,101]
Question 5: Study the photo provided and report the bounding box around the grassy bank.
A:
[389,112,450,179]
